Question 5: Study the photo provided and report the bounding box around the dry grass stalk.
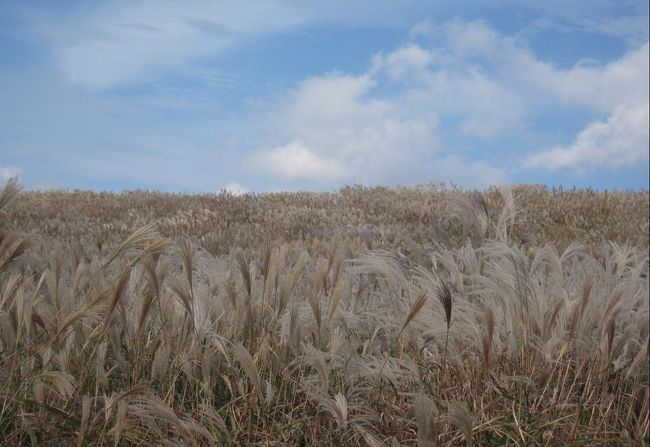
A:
[398,290,428,341]
[481,306,494,372]
[449,400,473,447]
[414,392,438,447]
[234,343,262,401]
[0,178,647,445]
[436,281,453,363]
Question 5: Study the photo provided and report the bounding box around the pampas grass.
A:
[0,177,647,445]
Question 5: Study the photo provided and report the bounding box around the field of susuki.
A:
[0,178,648,446]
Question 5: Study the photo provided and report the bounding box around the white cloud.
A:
[374,44,437,80]
[443,19,503,58]
[400,19,648,170]
[250,72,439,184]
[513,42,649,112]
[427,20,648,113]
[0,165,22,183]
[421,67,527,138]
[252,141,348,182]
[281,73,438,164]
[286,74,381,127]
[372,23,528,139]
[224,182,249,195]
[409,19,436,38]
[250,19,648,187]
[420,20,648,113]
[527,102,649,169]
[517,42,649,170]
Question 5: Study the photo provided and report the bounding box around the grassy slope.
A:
[0,181,648,446]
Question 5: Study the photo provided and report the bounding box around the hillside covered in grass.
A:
[0,180,648,446]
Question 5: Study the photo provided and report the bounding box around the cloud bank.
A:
[528,102,649,170]
[2,2,647,191]
[249,20,648,187]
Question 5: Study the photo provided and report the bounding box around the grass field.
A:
[0,178,648,445]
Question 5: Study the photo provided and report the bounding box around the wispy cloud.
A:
[496,0,649,44]
[26,1,456,89]
[38,0,647,89]
[33,1,308,88]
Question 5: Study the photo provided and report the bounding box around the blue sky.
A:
[0,0,648,192]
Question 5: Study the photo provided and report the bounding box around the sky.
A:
[0,0,648,193]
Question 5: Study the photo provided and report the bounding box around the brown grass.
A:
[0,179,648,445]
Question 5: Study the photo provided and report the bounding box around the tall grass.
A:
[0,178,647,445]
